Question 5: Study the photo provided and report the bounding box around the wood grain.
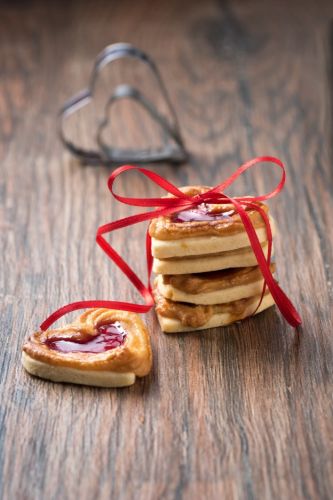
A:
[1,0,333,499]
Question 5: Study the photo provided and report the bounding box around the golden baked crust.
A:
[149,186,269,241]
[162,264,275,294]
[154,283,272,328]
[23,309,152,377]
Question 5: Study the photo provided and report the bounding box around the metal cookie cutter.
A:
[58,43,187,165]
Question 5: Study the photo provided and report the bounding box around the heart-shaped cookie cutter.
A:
[58,43,187,165]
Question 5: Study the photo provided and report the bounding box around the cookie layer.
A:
[156,292,275,333]
[153,242,271,275]
[149,186,270,241]
[156,264,275,305]
[151,218,275,259]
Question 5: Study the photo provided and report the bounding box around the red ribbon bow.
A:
[40,156,301,331]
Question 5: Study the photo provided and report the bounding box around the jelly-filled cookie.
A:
[22,308,152,387]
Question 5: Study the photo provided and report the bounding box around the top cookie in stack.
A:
[150,186,276,333]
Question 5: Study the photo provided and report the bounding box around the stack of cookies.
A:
[150,186,276,333]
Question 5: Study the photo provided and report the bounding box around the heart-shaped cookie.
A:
[22,308,152,387]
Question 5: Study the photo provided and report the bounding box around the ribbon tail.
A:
[234,201,301,327]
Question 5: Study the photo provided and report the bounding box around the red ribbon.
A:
[40,156,301,331]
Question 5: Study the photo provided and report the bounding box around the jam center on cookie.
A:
[45,322,127,353]
[172,203,235,223]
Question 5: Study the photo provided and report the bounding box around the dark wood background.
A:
[1,0,332,498]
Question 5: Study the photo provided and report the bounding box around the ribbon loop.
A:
[40,156,301,331]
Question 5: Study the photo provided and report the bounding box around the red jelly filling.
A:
[45,322,127,354]
[172,203,235,222]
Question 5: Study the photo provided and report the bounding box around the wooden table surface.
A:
[1,0,333,498]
